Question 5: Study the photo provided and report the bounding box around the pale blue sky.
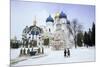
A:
[11,0,95,40]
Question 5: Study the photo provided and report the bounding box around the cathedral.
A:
[45,11,73,50]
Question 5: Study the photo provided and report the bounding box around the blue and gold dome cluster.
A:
[46,11,67,23]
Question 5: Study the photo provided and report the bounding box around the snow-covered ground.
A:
[11,47,95,66]
[11,48,20,60]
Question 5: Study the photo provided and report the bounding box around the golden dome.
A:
[54,12,60,19]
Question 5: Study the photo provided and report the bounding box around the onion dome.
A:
[59,11,67,19]
[54,12,60,19]
[46,15,54,22]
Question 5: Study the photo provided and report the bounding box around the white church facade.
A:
[45,11,74,50]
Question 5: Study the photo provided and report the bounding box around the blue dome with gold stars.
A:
[46,15,54,22]
[59,11,67,19]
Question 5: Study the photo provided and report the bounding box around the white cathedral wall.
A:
[46,22,54,33]
[60,18,67,31]
[45,17,74,49]
[60,18,67,24]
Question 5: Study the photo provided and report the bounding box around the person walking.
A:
[68,48,70,57]
[64,49,67,57]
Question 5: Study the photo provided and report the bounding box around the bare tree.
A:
[71,19,83,48]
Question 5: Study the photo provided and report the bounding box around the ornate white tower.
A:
[46,15,54,33]
[59,11,67,31]
[54,12,60,30]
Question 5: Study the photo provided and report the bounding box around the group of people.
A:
[64,48,70,57]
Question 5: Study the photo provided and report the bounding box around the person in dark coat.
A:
[27,48,30,55]
[64,49,67,57]
[19,48,23,56]
[23,48,26,55]
[67,48,70,57]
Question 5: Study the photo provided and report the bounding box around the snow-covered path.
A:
[11,47,95,66]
